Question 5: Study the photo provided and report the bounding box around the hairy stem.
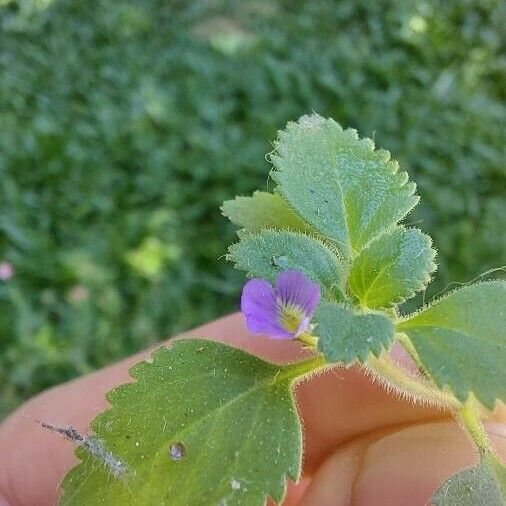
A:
[284,354,327,381]
[458,399,491,454]
[366,353,461,409]
[371,355,504,466]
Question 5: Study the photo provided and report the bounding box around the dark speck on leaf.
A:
[169,442,185,461]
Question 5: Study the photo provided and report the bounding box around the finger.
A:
[0,313,308,504]
[0,313,456,505]
[300,421,506,506]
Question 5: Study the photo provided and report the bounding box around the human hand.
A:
[0,313,504,506]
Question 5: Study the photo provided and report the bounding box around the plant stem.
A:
[297,333,319,347]
[283,354,327,381]
[286,347,460,409]
[458,399,490,454]
[286,346,503,467]
[366,354,461,409]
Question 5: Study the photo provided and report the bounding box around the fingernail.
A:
[0,496,11,506]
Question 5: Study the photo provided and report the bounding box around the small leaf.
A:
[432,452,506,505]
[221,191,309,233]
[270,114,418,258]
[397,281,506,409]
[228,229,344,300]
[60,340,307,505]
[315,302,394,363]
[349,227,436,308]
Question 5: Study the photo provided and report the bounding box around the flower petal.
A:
[241,278,293,339]
[276,270,321,317]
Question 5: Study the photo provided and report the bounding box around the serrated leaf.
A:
[228,229,344,300]
[349,226,436,308]
[221,191,309,233]
[270,114,419,258]
[397,281,506,409]
[315,302,394,363]
[432,452,506,506]
[60,340,308,506]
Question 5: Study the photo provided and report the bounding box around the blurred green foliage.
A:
[0,0,504,417]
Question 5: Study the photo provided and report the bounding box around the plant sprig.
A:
[59,115,505,505]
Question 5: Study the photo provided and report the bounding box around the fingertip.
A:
[301,420,506,506]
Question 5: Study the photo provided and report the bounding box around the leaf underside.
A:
[397,281,506,409]
[315,302,394,363]
[270,114,419,258]
[349,226,436,308]
[228,229,345,301]
[60,340,303,506]
[432,453,506,506]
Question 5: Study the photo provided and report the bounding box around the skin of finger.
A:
[300,421,506,506]
[0,313,465,505]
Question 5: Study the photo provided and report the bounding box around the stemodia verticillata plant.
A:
[57,114,506,505]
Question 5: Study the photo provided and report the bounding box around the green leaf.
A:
[61,339,309,506]
[432,452,506,505]
[349,227,436,308]
[228,229,344,300]
[221,191,309,233]
[397,281,506,409]
[270,114,419,258]
[315,302,394,363]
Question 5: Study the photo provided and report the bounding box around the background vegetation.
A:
[0,0,504,417]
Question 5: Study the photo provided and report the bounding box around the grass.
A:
[0,0,504,417]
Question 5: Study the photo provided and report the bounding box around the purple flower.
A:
[0,261,14,281]
[241,270,321,339]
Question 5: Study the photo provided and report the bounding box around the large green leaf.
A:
[349,227,436,308]
[397,282,506,409]
[60,339,309,505]
[432,452,506,506]
[228,229,344,300]
[270,114,419,258]
[315,302,394,363]
[221,191,309,233]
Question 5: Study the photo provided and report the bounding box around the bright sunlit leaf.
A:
[221,191,309,233]
[270,114,419,258]
[349,226,436,308]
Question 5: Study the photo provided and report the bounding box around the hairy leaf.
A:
[397,282,506,409]
[349,227,436,308]
[315,302,394,363]
[60,339,310,505]
[432,452,506,505]
[270,114,419,258]
[221,191,309,233]
[228,229,344,300]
